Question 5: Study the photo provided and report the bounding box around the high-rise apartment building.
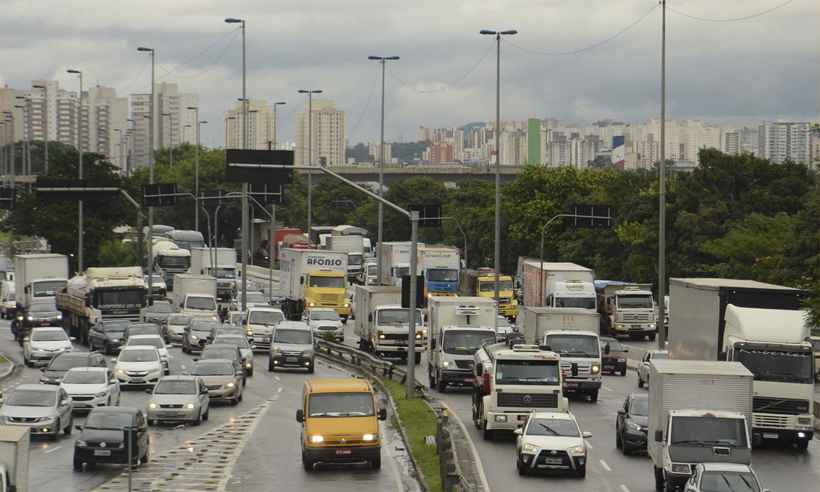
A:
[295,100,346,166]
[131,82,198,169]
[224,99,275,150]
[758,122,810,164]
[368,142,392,164]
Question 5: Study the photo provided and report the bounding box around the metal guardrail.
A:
[315,338,479,492]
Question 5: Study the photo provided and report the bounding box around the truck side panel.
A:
[668,282,721,360]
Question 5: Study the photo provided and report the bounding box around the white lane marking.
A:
[599,459,612,472]
[44,445,62,454]
[585,440,593,450]
[620,485,631,492]
[274,376,280,381]
[437,398,491,492]
[602,386,614,392]
[277,387,283,393]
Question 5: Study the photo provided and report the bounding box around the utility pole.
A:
[137,47,156,299]
[67,69,84,273]
[657,0,667,349]
[298,89,323,235]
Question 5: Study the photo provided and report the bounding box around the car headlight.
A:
[27,316,33,321]
[16,316,23,321]
[302,350,314,358]
[522,443,538,454]
[57,313,63,320]
[415,333,422,340]
[568,445,586,456]
[671,463,691,474]
[246,329,254,336]
[308,302,315,307]
[627,421,642,432]
[95,391,108,398]
[344,303,350,308]
[617,358,626,362]
[422,329,427,337]
[117,368,125,375]
[378,333,385,339]
[362,433,376,442]
[271,346,280,353]
[494,415,508,423]
[36,416,54,423]
[149,402,157,409]
[76,440,87,447]
[111,338,120,343]
[186,403,195,410]
[245,362,252,368]
[226,382,235,388]
[191,335,199,341]
[591,364,600,374]
[441,360,450,368]
[310,434,324,443]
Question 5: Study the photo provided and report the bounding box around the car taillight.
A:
[482,371,491,396]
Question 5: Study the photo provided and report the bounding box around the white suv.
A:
[637,349,668,389]
[115,346,163,387]
[514,411,591,477]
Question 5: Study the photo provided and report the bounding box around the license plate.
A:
[130,379,144,383]
[335,449,352,456]
[94,450,111,456]
[762,433,779,439]
[543,458,562,465]
[565,382,578,388]
[286,357,298,363]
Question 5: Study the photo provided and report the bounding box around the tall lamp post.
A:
[298,89,323,235]
[271,101,286,149]
[137,46,156,299]
[657,0,668,349]
[479,28,517,332]
[368,55,399,285]
[188,105,204,232]
[67,69,84,273]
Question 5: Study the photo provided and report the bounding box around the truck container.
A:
[0,426,29,492]
[595,280,657,339]
[459,268,518,319]
[669,277,814,450]
[648,359,753,491]
[271,228,304,263]
[279,249,349,320]
[353,285,424,363]
[520,306,602,401]
[189,247,238,301]
[427,296,497,392]
[418,245,460,296]
[378,242,419,287]
[327,235,365,283]
[14,254,69,311]
[519,260,596,311]
[171,274,217,320]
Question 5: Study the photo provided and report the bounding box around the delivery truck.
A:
[378,242,416,287]
[353,285,424,363]
[459,268,518,319]
[280,249,349,321]
[171,274,218,320]
[519,260,596,311]
[0,426,29,492]
[151,239,190,290]
[417,245,460,296]
[189,247,238,301]
[595,280,657,339]
[326,235,365,283]
[668,277,814,451]
[648,359,753,491]
[14,254,69,312]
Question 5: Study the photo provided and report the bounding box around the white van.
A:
[0,281,16,319]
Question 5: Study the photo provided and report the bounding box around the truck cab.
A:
[543,330,602,402]
[419,246,460,296]
[364,305,424,363]
[152,240,191,291]
[304,271,349,320]
[180,294,218,321]
[461,269,518,320]
[547,280,597,311]
[608,286,656,339]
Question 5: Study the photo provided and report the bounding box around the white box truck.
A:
[13,254,69,311]
[378,242,424,286]
[427,296,496,392]
[0,425,29,492]
[648,359,753,491]
[520,260,596,311]
[669,277,814,450]
[280,249,349,320]
[520,306,602,402]
[189,247,238,301]
[353,285,424,363]
[326,235,365,283]
[172,274,218,320]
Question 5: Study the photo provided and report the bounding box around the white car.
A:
[514,411,591,477]
[23,327,72,367]
[126,334,170,374]
[246,307,285,352]
[684,463,768,492]
[115,346,163,387]
[60,367,121,411]
[637,349,668,389]
[304,307,344,342]
[495,316,514,341]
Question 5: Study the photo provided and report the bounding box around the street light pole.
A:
[67,69,84,273]
[137,46,156,300]
[272,101,286,149]
[298,89,323,235]
[188,106,203,232]
[657,0,667,349]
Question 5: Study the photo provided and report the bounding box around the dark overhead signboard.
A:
[225,149,294,184]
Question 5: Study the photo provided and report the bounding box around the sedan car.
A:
[637,350,668,388]
[304,307,344,342]
[269,321,314,373]
[126,335,170,375]
[245,291,269,308]
[114,346,163,387]
[40,351,108,385]
[616,392,648,454]
[514,411,590,477]
[600,337,629,376]
[61,367,121,411]
[21,298,62,331]
[88,320,128,355]
[23,327,73,367]
[182,319,220,354]
[164,314,191,345]
[200,344,246,380]
[0,384,73,440]
[146,376,209,426]
[190,359,244,405]
[685,463,768,492]
[73,407,150,470]
[124,322,162,340]
[212,334,255,377]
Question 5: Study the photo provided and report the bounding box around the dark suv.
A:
[599,337,629,376]
[73,407,150,470]
[89,321,128,354]
[40,351,108,385]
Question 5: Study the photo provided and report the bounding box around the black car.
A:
[616,393,649,454]
[140,301,174,327]
[21,299,63,330]
[599,337,629,376]
[124,322,162,340]
[40,351,108,385]
[89,321,128,355]
[200,344,247,380]
[73,407,150,470]
[182,319,219,354]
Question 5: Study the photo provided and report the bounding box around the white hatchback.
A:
[514,411,591,477]
[115,346,163,387]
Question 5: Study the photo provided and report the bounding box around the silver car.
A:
[685,463,768,492]
[23,327,73,367]
[146,376,210,425]
[0,384,73,440]
[269,321,314,373]
[190,359,244,405]
[165,314,191,345]
[213,334,255,377]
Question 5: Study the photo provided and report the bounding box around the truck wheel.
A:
[648,333,657,342]
[483,422,495,441]
[797,440,810,452]
[73,455,84,471]
[436,372,447,393]
[654,466,664,491]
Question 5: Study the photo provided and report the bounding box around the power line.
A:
[158,29,241,82]
[668,0,796,22]
[157,27,240,81]
[386,43,495,94]
[348,67,379,136]
[508,2,659,56]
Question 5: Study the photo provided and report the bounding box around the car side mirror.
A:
[582,431,592,438]
[110,379,117,385]
[513,428,522,436]
[60,399,70,406]
[654,430,663,442]
[617,409,625,416]
[75,424,83,431]
[201,388,209,395]
[378,408,387,421]
[40,367,46,373]
[144,388,152,394]
[623,348,629,353]
[296,409,304,423]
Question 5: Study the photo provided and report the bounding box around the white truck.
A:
[519,306,602,402]
[172,274,218,321]
[279,249,350,321]
[353,285,424,364]
[418,245,461,296]
[520,260,596,311]
[427,296,497,392]
[472,343,567,440]
[0,426,29,492]
[189,247,238,301]
[648,359,753,491]
[151,239,190,291]
[326,235,365,283]
[596,281,657,340]
[378,242,424,286]
[13,254,69,312]
[669,277,814,451]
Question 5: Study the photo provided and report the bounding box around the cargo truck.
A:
[326,235,365,283]
[520,306,602,402]
[648,359,753,491]
[57,267,147,345]
[519,260,597,311]
[279,249,350,321]
[595,281,657,340]
[0,426,29,492]
[189,247,237,301]
[427,296,496,392]
[171,274,218,320]
[353,285,424,363]
[378,242,418,286]
[418,245,460,296]
[668,277,814,451]
[460,268,518,319]
[151,239,190,291]
[14,254,69,313]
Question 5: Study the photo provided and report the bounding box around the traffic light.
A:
[401,275,426,308]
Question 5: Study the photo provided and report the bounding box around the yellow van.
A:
[296,378,387,471]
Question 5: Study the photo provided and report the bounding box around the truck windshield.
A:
[394,267,410,277]
[348,255,363,266]
[309,392,374,417]
[735,347,815,384]
[554,296,596,310]
[308,276,345,288]
[33,280,67,297]
[443,330,496,355]
[545,334,600,358]
[479,280,513,292]
[212,268,236,279]
[366,264,378,275]
[700,471,760,492]
[97,289,145,309]
[186,297,216,311]
[617,295,653,309]
[378,309,423,326]
[670,416,748,447]
[158,256,190,269]
[427,269,458,282]
[496,360,560,385]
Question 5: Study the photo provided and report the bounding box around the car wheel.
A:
[575,464,586,478]
[436,373,447,393]
[483,423,495,441]
[194,410,202,426]
[73,455,84,471]
[516,457,528,476]
[654,466,665,491]
[616,430,622,450]
[306,365,314,374]
[588,390,599,403]
[302,454,314,472]
[142,445,149,464]
[64,417,73,435]
[268,361,275,372]
[370,455,381,470]
[247,368,253,377]
[148,419,156,426]
[203,409,209,421]
[638,376,644,388]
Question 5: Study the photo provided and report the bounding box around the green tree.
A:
[98,239,139,266]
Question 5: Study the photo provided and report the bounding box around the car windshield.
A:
[246,293,267,304]
[545,334,600,357]
[118,349,158,362]
[214,336,250,348]
[128,326,160,336]
[128,338,163,349]
[630,397,649,416]
[249,311,283,325]
[6,389,56,407]
[699,471,760,492]
[274,329,312,344]
[63,371,106,384]
[186,297,216,311]
[310,310,339,321]
[378,309,422,325]
[84,412,133,430]
[427,268,458,282]
[652,352,668,360]
[735,347,815,385]
[670,416,748,447]
[102,323,127,333]
[348,255,363,266]
[308,276,345,288]
[496,360,560,385]
[308,392,374,417]
[526,418,580,437]
[168,315,191,325]
[49,355,89,371]
[443,330,496,355]
[601,339,627,352]
[554,296,596,310]
[192,362,234,376]
[148,303,173,313]
[203,348,235,360]
[479,280,513,292]
[617,294,653,309]
[31,330,68,342]
[33,280,66,297]
[154,380,197,395]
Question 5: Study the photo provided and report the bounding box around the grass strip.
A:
[383,379,442,492]
[0,354,9,365]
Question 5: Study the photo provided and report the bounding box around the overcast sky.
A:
[1,0,817,147]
